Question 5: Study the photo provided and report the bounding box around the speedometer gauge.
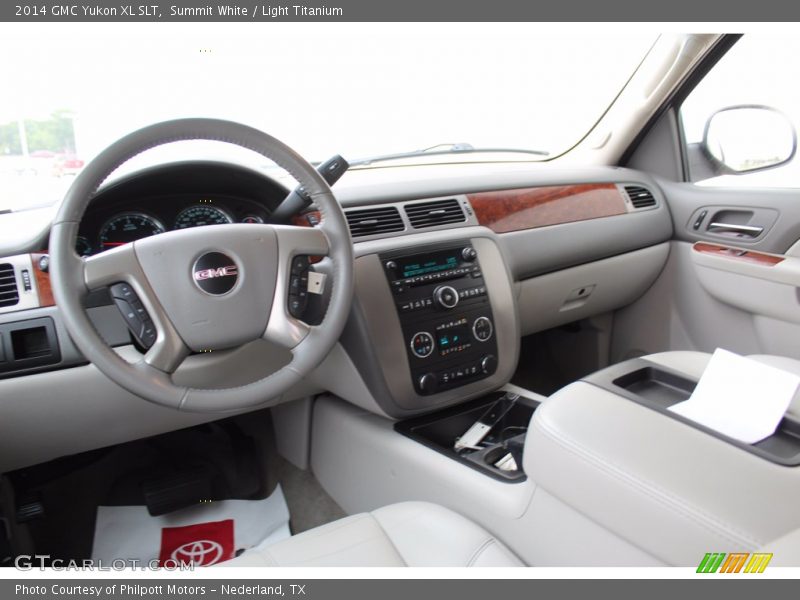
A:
[174,205,233,229]
[98,213,165,250]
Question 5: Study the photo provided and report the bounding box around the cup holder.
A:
[394,392,538,482]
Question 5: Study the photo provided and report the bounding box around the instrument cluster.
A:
[75,196,270,256]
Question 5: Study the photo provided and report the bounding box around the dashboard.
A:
[0,157,676,470]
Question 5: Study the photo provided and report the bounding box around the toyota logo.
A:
[170,539,224,566]
[192,252,239,295]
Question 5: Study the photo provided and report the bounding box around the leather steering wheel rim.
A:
[49,118,354,412]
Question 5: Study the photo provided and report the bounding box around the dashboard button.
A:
[472,316,493,342]
[433,285,459,309]
[418,373,438,394]
[481,354,498,374]
[409,331,435,359]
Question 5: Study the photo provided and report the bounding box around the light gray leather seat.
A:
[223,501,524,567]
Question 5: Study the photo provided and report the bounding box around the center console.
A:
[342,231,519,418]
[395,390,540,482]
[380,242,498,396]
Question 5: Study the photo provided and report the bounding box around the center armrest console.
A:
[524,354,800,565]
[584,358,800,466]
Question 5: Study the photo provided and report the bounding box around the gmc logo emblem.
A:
[192,252,240,295]
[193,266,238,281]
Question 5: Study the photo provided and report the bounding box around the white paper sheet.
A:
[92,484,291,565]
[668,348,800,444]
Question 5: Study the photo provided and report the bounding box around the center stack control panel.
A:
[381,242,498,396]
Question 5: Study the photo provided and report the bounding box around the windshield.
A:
[0,24,657,212]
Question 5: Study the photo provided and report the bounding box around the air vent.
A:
[344,206,405,238]
[405,199,466,229]
[625,185,657,210]
[0,263,19,308]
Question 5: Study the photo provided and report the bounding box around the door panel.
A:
[611,182,800,361]
[615,33,800,363]
[658,179,800,253]
[611,240,800,363]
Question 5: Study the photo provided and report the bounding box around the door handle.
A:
[707,222,764,237]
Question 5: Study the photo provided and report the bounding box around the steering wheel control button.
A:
[433,285,459,309]
[290,274,308,294]
[192,252,239,295]
[410,331,435,359]
[288,255,312,319]
[140,320,156,348]
[110,282,155,349]
[472,316,494,342]
[116,299,141,328]
[288,295,307,318]
[111,282,135,300]
[291,255,310,274]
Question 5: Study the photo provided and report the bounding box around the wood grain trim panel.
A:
[467,183,628,233]
[30,253,55,307]
[693,242,784,267]
[291,211,321,227]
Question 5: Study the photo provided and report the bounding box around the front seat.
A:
[223,501,524,567]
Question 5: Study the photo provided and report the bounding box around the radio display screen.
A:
[399,249,460,278]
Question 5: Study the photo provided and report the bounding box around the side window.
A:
[680,35,799,188]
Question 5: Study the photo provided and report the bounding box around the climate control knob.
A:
[409,331,435,358]
[472,316,494,342]
[481,354,498,375]
[433,285,459,309]
[418,373,438,394]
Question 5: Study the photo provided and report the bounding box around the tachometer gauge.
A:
[75,236,93,256]
[98,213,165,250]
[174,205,233,229]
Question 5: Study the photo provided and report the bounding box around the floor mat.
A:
[91,485,290,567]
[276,458,346,534]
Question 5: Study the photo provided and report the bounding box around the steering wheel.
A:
[49,119,354,412]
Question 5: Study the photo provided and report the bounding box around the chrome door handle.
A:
[707,222,764,236]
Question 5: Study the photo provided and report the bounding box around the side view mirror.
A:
[702,105,797,174]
